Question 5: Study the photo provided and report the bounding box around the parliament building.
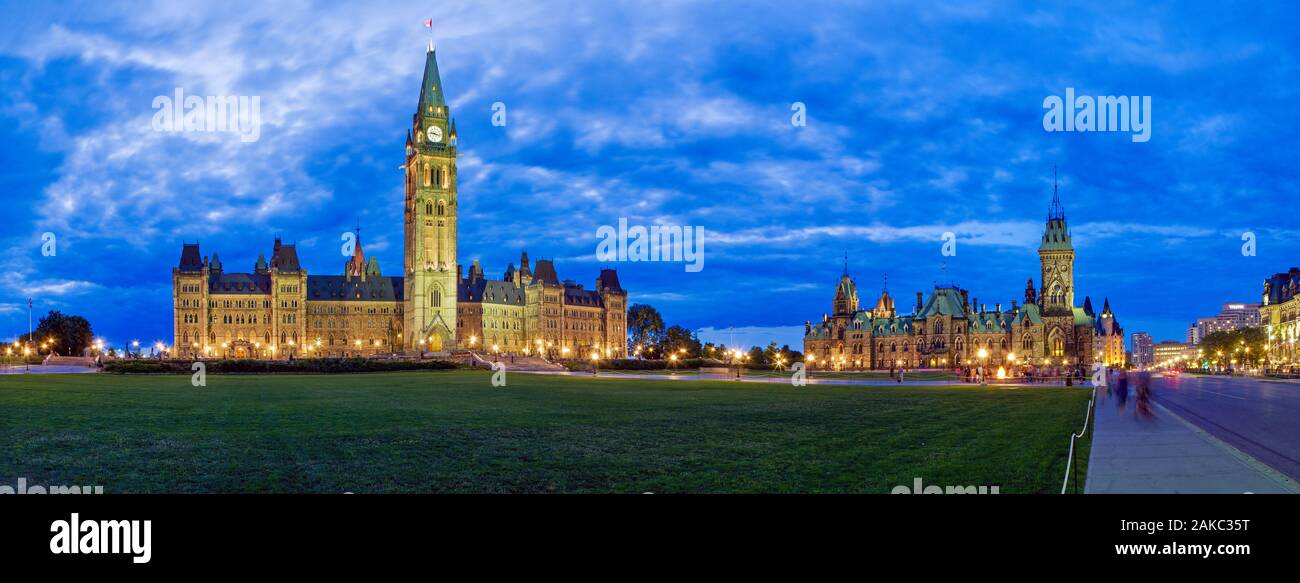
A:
[804,191,1123,369]
[171,46,628,359]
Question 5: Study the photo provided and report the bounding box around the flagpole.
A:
[26,297,32,372]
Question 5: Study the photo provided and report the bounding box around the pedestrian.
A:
[1136,371,1153,418]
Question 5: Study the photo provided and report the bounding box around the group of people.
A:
[1109,368,1153,417]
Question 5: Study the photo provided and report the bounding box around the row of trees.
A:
[1198,327,1268,367]
[625,303,802,365]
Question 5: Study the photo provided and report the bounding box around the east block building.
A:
[172,46,627,359]
[804,191,1111,370]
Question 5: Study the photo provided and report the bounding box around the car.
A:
[1161,369,1181,378]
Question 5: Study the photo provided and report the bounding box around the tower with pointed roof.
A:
[1039,174,1074,317]
[832,261,859,316]
[404,44,460,351]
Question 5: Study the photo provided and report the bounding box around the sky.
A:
[2,0,1299,351]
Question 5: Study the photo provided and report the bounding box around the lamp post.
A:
[26,297,32,372]
[590,351,600,375]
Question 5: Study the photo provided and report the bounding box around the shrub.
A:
[558,358,716,371]
[102,358,461,375]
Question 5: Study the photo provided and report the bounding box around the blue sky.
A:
[2,0,1299,351]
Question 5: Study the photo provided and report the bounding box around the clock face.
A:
[427,125,443,143]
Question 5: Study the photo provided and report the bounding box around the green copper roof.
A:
[835,274,857,302]
[917,286,967,319]
[418,48,447,117]
[1040,217,1072,251]
[1013,303,1042,326]
[1072,307,1094,327]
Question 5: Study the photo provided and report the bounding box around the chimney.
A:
[996,302,1002,314]
[1011,300,1018,313]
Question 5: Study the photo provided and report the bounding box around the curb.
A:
[1150,400,1300,494]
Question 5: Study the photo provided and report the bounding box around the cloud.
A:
[2,0,1299,347]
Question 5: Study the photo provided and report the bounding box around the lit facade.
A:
[173,46,627,358]
[1261,268,1300,369]
[803,190,1102,370]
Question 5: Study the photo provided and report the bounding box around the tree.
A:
[747,346,767,365]
[20,311,94,356]
[659,325,702,358]
[627,304,665,356]
[1200,327,1267,367]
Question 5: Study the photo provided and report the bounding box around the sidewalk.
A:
[1084,386,1300,494]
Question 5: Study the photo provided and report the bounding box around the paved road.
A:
[1151,375,1300,483]
[1085,385,1297,493]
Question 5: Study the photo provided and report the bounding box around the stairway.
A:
[464,351,566,372]
[43,355,97,367]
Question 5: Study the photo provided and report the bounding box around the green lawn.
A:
[599,368,961,382]
[0,371,1091,493]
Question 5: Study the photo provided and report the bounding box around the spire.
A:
[882,272,889,294]
[1048,165,1065,220]
[842,252,849,277]
[346,226,366,277]
[417,46,447,118]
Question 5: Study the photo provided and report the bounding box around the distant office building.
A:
[1131,332,1154,367]
[1152,340,1193,368]
[1190,302,1261,344]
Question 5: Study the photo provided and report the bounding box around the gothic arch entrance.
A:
[422,319,454,353]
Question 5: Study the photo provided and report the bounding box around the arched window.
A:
[431,288,442,308]
[1049,329,1065,357]
[437,200,445,216]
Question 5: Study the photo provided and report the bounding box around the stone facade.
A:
[172,46,627,359]
[1261,267,1300,369]
[804,191,1105,370]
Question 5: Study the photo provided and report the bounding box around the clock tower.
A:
[404,44,459,352]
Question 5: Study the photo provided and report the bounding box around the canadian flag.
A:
[424,19,432,28]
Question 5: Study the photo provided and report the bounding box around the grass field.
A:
[0,370,1091,493]
[598,368,962,382]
